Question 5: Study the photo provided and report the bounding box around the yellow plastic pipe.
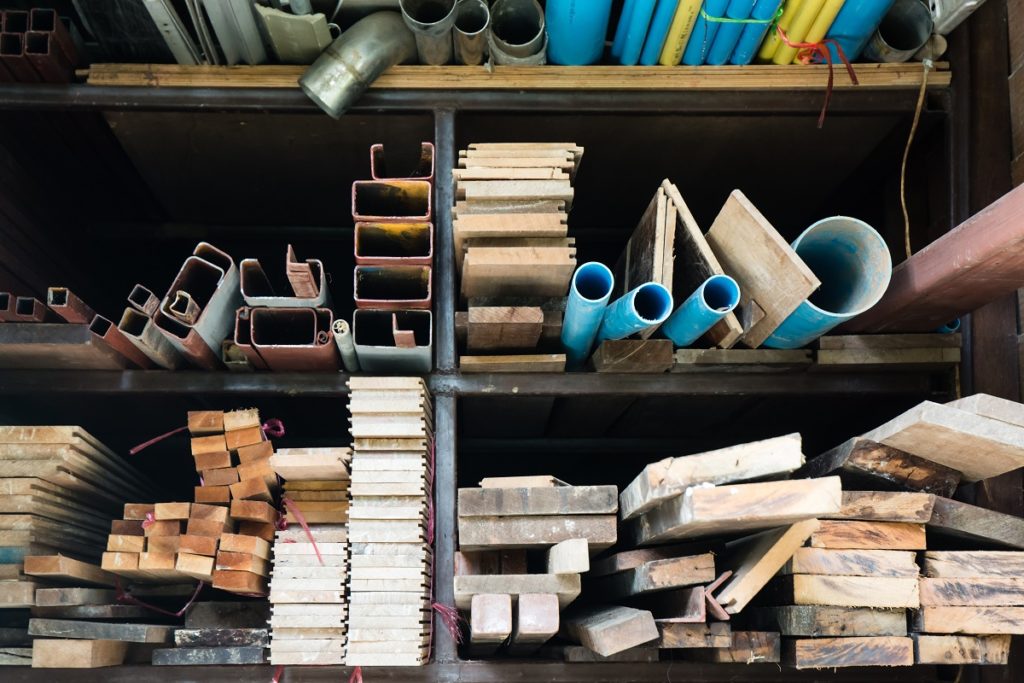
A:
[772,0,825,64]
[658,0,703,66]
[756,0,803,62]
[792,0,845,63]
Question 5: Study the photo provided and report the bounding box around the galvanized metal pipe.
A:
[400,0,457,65]
[454,0,489,65]
[862,0,933,63]
[332,318,361,372]
[661,275,741,348]
[488,0,547,64]
[561,262,614,370]
[596,282,673,343]
[300,11,416,118]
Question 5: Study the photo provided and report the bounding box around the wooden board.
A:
[459,354,566,373]
[686,631,780,664]
[913,606,1024,634]
[479,475,566,488]
[614,187,673,340]
[808,520,926,550]
[748,605,908,637]
[23,555,116,587]
[919,577,1024,606]
[466,307,543,351]
[31,639,127,668]
[632,477,841,545]
[784,636,914,669]
[589,542,720,578]
[826,491,934,522]
[816,347,960,368]
[152,646,266,665]
[546,538,589,575]
[672,348,813,372]
[458,515,616,551]
[922,550,1024,577]
[187,411,224,435]
[764,575,920,608]
[657,622,731,649]
[453,573,580,609]
[913,634,1011,665]
[540,645,659,662]
[798,437,961,496]
[818,334,964,349]
[469,593,511,644]
[510,593,559,651]
[715,520,820,615]
[947,393,1024,427]
[27,619,173,643]
[462,247,575,298]
[782,548,920,578]
[705,190,820,348]
[562,606,659,657]
[596,554,715,600]
[458,485,617,517]
[34,588,115,607]
[271,450,349,482]
[620,433,803,520]
[591,339,673,373]
[927,495,1024,549]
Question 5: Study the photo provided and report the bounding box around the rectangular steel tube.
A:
[2,11,28,33]
[354,265,432,309]
[118,307,186,369]
[0,292,14,321]
[352,179,432,222]
[46,287,96,324]
[0,33,40,82]
[232,307,269,370]
[28,8,80,66]
[249,307,340,371]
[128,284,160,317]
[354,221,433,266]
[353,309,432,373]
[370,142,435,181]
[24,32,71,83]
[89,315,156,369]
[13,296,48,322]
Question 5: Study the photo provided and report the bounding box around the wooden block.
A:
[176,553,214,581]
[922,550,1024,577]
[673,348,812,371]
[146,536,181,554]
[225,477,268,503]
[0,581,36,607]
[827,491,935,522]
[510,593,559,652]
[0,647,32,665]
[705,189,819,347]
[799,437,962,496]
[562,606,659,657]
[620,433,804,520]
[589,541,719,577]
[144,521,183,537]
[194,485,231,504]
[470,593,511,644]
[809,520,926,550]
[223,408,261,432]
[174,628,268,648]
[154,502,191,520]
[110,520,144,536]
[230,500,277,524]
[657,622,732,649]
[237,522,276,542]
[920,577,1024,606]
[191,435,227,456]
[34,587,115,607]
[178,535,219,557]
[190,503,229,524]
[784,636,914,669]
[278,525,349,543]
[153,646,265,665]
[765,574,920,608]
[101,552,138,573]
[782,548,920,578]
[466,306,543,351]
[187,411,224,436]
[236,441,274,464]
[225,427,263,451]
[455,550,500,576]
[913,634,1011,665]
[236,459,276,486]
[212,570,267,595]
[23,555,116,587]
[185,602,269,629]
[914,606,1024,634]
[138,551,177,572]
[591,339,673,373]
[459,354,567,373]
[715,520,820,615]
[546,539,589,574]
[105,535,145,553]
[749,605,908,637]
[927,495,1024,549]
[454,573,580,609]
[216,552,270,576]
[186,518,228,538]
[458,485,617,517]
[31,639,127,668]
[457,515,616,551]
[28,619,173,643]
[193,451,231,471]
[479,475,566,488]
[687,631,780,663]
[541,645,660,662]
[220,534,271,560]
[123,504,154,521]
[633,477,841,545]
[272,447,351,478]
[201,468,239,487]
[819,333,963,350]
[598,554,715,600]
[817,347,960,367]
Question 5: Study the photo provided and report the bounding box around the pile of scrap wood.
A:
[453,142,581,374]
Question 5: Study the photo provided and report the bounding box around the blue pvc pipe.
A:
[661,275,741,347]
[682,0,730,65]
[706,0,758,65]
[562,262,615,369]
[763,216,892,349]
[612,0,637,59]
[547,0,615,65]
[615,0,658,65]
[825,0,896,62]
[596,282,673,342]
[730,0,783,65]
[639,0,679,65]
[935,319,961,334]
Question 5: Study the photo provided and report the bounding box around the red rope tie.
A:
[141,512,155,530]
[432,602,464,645]
[262,418,285,439]
[115,577,205,618]
[348,666,363,683]
[775,25,859,129]
[129,425,188,455]
[281,497,324,566]
[271,665,285,683]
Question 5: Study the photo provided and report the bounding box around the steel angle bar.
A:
[46,287,95,324]
[88,315,155,369]
[0,33,40,82]
[13,296,49,322]
[249,306,340,371]
[352,179,432,222]
[353,308,432,372]
[28,9,80,66]
[128,284,160,317]
[117,307,186,369]
[354,264,432,309]
[0,293,14,321]
[233,307,270,370]
[370,142,436,181]
[24,32,71,83]
[354,221,433,266]
[240,250,332,309]
[141,0,202,65]
[201,0,268,65]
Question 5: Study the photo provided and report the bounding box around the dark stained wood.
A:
[797,438,961,496]
[928,495,1024,549]
[173,629,269,648]
[152,647,266,666]
[658,622,731,649]
[747,605,907,637]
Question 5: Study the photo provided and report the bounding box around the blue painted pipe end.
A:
[596,281,673,343]
[703,274,741,313]
[936,318,961,334]
[661,274,740,347]
[574,262,614,302]
[562,262,615,370]
[633,282,673,324]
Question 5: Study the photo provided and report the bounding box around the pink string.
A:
[271,665,285,683]
[281,497,324,566]
[129,425,188,455]
[262,418,285,438]
[141,512,155,530]
[115,578,205,618]
[348,666,363,683]
[424,437,464,654]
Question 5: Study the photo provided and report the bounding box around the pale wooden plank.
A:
[784,636,914,669]
[562,606,659,657]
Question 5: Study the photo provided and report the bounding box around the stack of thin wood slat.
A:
[453,143,581,373]
[268,446,351,665]
[345,377,433,666]
[152,599,269,665]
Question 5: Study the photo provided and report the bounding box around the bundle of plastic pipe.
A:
[661,275,741,347]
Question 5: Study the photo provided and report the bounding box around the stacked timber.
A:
[453,142,581,373]
[190,409,279,508]
[152,601,269,665]
[345,377,433,666]
[267,446,351,665]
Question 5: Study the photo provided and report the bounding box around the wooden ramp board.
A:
[685,631,781,663]
[762,575,920,609]
[31,639,127,668]
[927,496,1024,549]
[631,477,841,545]
[919,577,1024,606]
[620,433,803,520]
[782,548,920,578]
[458,485,617,517]
[562,605,659,657]
[747,605,908,637]
[825,491,935,522]
[453,573,581,609]
[913,606,1024,634]
[458,515,616,550]
[672,348,813,372]
[595,554,715,600]
[808,520,927,550]
[913,634,1011,665]
[657,622,732,649]
[922,551,1024,577]
[784,636,914,669]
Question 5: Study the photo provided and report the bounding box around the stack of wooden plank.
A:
[345,377,433,666]
[153,600,269,666]
[190,409,279,507]
[453,142,582,373]
[102,502,211,583]
[268,446,351,665]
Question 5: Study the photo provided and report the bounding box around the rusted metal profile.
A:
[370,141,435,181]
[88,315,156,369]
[0,292,15,321]
[249,306,340,371]
[354,265,432,309]
[352,179,432,222]
[222,339,254,372]
[13,296,48,322]
[24,32,71,83]
[28,9,80,66]
[353,309,432,372]
[117,307,186,369]
[240,246,331,308]
[354,221,433,266]
[128,284,160,317]
[0,323,134,369]
[285,245,318,298]
[0,33,40,82]
[46,287,95,324]
[232,307,270,370]
[169,290,201,324]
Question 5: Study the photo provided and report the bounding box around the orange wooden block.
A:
[138,551,176,571]
[110,520,144,536]
[143,520,182,537]
[236,440,274,464]
[191,503,230,524]
[202,468,239,486]
[194,450,232,471]
[191,434,228,455]
[225,427,263,450]
[219,534,271,560]
[212,569,267,595]
[238,521,276,543]
[187,518,230,538]
[194,486,231,505]
[123,504,154,521]
[230,477,272,503]
[146,536,182,554]
[176,553,215,581]
[179,534,219,557]
[188,410,224,435]
[154,502,191,520]
[107,535,145,553]
[215,551,270,576]
[101,552,138,572]
[236,459,276,487]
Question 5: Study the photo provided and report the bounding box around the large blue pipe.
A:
[596,282,673,343]
[614,0,658,65]
[661,275,741,347]
[936,319,961,334]
[546,0,615,65]
[824,0,896,61]
[729,0,782,65]
[562,262,615,369]
[763,216,892,349]
[681,0,730,65]
[639,0,679,65]
[706,0,757,65]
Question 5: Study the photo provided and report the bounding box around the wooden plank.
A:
[193,451,231,471]
[562,606,659,657]
[590,340,673,373]
[927,495,1024,549]
[511,593,559,651]
[31,639,127,668]
[749,605,907,637]
[923,551,1024,577]
[540,645,660,662]
[220,534,271,560]
[194,485,232,504]
[457,515,615,551]
[229,500,277,525]
[826,491,934,522]
[23,555,116,587]
[816,347,960,368]
[191,435,226,456]
[211,570,267,595]
[454,573,580,609]
[27,619,173,643]
[686,631,781,663]
[152,647,265,665]
[236,441,274,463]
[479,475,567,488]
[176,553,214,581]
[913,634,1011,665]
[798,437,961,496]
[764,575,920,608]
[715,520,820,615]
[596,554,716,600]
[185,602,269,629]
[187,411,224,435]
[223,409,261,431]
[589,542,720,578]
[30,605,154,620]
[457,179,573,202]
[705,190,819,347]
[782,548,920,578]
[0,648,32,666]
[0,581,36,607]
[632,477,841,545]
[225,427,263,451]
[201,468,239,486]
[458,485,617,517]
[469,593,512,647]
[34,587,115,607]
[462,247,575,298]
[914,606,1024,634]
[620,433,803,520]
[459,354,566,373]
[174,628,268,648]
[784,636,914,669]
[818,334,964,349]
[270,450,349,481]
[947,392,1024,427]
[546,538,589,575]
[673,348,813,372]
[657,622,732,649]
[466,307,543,351]
[920,577,1024,606]
[808,520,926,550]
[614,187,672,336]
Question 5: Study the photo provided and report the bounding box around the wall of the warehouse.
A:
[1011,0,1024,185]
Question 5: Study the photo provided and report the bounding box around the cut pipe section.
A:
[118,307,186,369]
[488,0,547,64]
[352,179,432,222]
[354,265,432,309]
[863,0,933,63]
[89,315,156,369]
[596,282,673,343]
[400,0,457,65]
[561,262,614,370]
[47,287,96,324]
[370,141,435,181]
[355,221,433,265]
[661,275,741,348]
[763,216,892,349]
[250,307,340,371]
[354,309,432,372]
[332,318,361,372]
[935,318,961,334]
[454,0,490,65]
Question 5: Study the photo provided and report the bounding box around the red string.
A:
[129,425,188,455]
[141,512,155,530]
[115,577,205,617]
[262,418,285,439]
[775,25,859,129]
[271,665,285,683]
[432,602,464,645]
[348,666,363,683]
[275,509,288,531]
[281,497,324,566]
